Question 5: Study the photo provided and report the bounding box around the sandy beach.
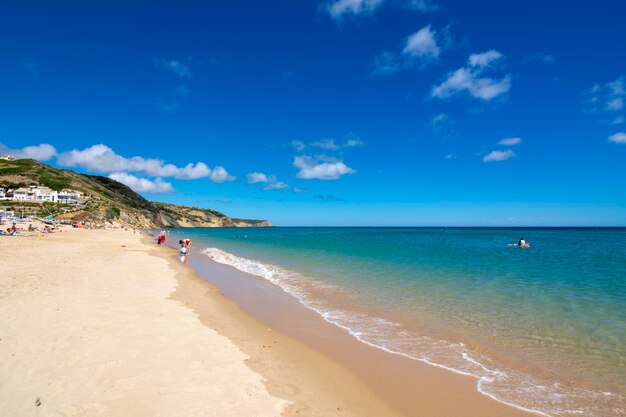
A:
[0,226,287,416]
[0,227,535,417]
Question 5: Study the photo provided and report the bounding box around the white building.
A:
[12,187,36,201]
[57,189,81,205]
[33,187,58,203]
[10,186,83,205]
[0,155,16,161]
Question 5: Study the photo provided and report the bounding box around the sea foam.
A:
[202,246,625,417]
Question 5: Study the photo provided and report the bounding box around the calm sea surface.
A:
[170,227,626,417]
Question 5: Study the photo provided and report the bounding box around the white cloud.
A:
[370,51,402,75]
[345,138,364,147]
[608,132,626,144]
[608,77,625,95]
[293,155,356,180]
[432,68,510,100]
[584,76,625,114]
[108,173,174,193]
[402,26,440,59]
[309,137,364,150]
[430,113,456,135]
[405,0,437,11]
[263,180,291,190]
[57,144,231,182]
[584,77,626,129]
[372,25,447,75]
[468,50,502,68]
[209,166,236,183]
[247,172,269,184]
[607,98,623,111]
[432,50,510,101]
[246,172,291,191]
[431,113,449,125]
[498,137,522,146]
[483,149,516,162]
[175,163,212,179]
[157,83,190,114]
[324,0,436,21]
[291,140,306,151]
[612,116,624,125]
[325,0,385,20]
[311,138,341,150]
[156,59,191,78]
[0,143,57,161]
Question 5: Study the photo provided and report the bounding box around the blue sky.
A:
[1,0,625,226]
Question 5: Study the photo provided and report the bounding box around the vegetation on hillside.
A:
[0,159,271,228]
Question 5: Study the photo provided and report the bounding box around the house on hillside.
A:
[12,187,36,201]
[0,188,11,201]
[57,189,82,205]
[9,186,85,205]
[33,186,58,203]
[12,186,59,203]
[0,155,16,161]
[1,188,14,200]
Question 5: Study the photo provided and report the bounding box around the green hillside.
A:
[0,158,271,228]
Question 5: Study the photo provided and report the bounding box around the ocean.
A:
[168,227,626,417]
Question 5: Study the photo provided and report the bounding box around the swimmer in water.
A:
[508,237,530,248]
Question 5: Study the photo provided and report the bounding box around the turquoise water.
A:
[171,227,626,416]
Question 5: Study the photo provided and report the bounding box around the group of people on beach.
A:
[28,223,53,233]
[156,228,192,257]
[1,221,57,236]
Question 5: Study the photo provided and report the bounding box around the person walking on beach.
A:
[158,229,166,245]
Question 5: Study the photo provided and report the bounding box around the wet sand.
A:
[162,235,536,417]
[0,226,536,416]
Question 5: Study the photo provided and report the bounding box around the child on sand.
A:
[179,238,192,252]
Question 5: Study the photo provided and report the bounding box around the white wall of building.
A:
[9,186,82,204]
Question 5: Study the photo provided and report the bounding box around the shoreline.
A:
[0,226,401,417]
[158,231,535,417]
[1,226,536,416]
[150,233,405,417]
